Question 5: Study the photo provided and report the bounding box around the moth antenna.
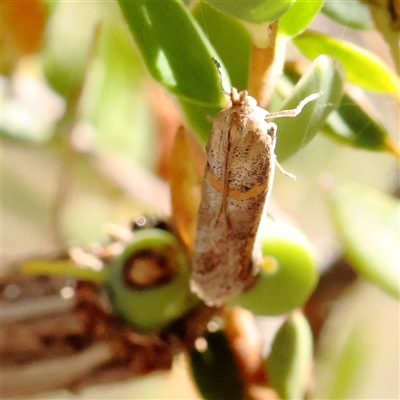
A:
[266,91,323,119]
[212,57,231,96]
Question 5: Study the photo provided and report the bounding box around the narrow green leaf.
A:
[178,100,220,142]
[23,259,109,282]
[267,311,313,400]
[283,66,395,154]
[117,0,224,106]
[329,181,400,298]
[275,55,345,161]
[322,1,374,30]
[204,0,295,24]
[192,0,252,91]
[293,30,400,95]
[278,0,323,38]
[323,92,391,151]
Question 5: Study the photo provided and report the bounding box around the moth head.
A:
[229,89,254,107]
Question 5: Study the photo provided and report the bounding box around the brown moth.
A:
[191,59,321,306]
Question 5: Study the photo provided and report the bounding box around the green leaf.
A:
[117,0,240,139]
[204,0,295,24]
[178,100,220,142]
[322,1,374,30]
[267,311,313,400]
[278,0,323,38]
[329,181,400,298]
[274,55,345,161]
[192,1,252,91]
[323,92,393,152]
[117,0,224,107]
[189,330,245,400]
[283,66,396,154]
[293,30,400,95]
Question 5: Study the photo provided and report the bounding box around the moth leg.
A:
[276,160,296,180]
[266,212,275,221]
[265,92,323,119]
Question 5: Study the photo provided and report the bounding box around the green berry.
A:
[106,228,199,332]
[233,219,318,315]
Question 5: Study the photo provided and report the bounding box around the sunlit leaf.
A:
[293,30,400,96]
[204,0,295,24]
[117,0,224,106]
[117,0,232,139]
[278,0,323,38]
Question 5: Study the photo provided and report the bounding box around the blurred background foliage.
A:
[2,0,399,398]
[3,1,164,252]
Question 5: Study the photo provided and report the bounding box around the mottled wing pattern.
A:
[191,92,277,306]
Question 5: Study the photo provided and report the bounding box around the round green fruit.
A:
[106,228,199,332]
[232,219,318,315]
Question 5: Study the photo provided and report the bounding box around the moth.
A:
[191,59,321,306]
